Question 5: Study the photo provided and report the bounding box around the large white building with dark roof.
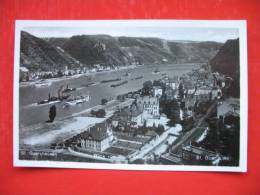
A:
[79,123,113,152]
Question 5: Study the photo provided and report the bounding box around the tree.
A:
[142,80,153,95]
[57,70,63,77]
[49,105,56,122]
[181,116,194,133]
[117,95,125,102]
[90,110,96,116]
[101,98,108,105]
[178,83,184,99]
[153,80,163,87]
[180,101,185,110]
[143,120,147,128]
[155,124,165,135]
[161,98,180,126]
[96,109,106,118]
[209,91,212,101]
[169,99,180,125]
[90,109,106,118]
[224,115,239,127]
[25,74,29,81]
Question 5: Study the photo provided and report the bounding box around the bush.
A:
[91,109,106,118]
[101,98,108,105]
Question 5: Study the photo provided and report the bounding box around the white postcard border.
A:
[13,20,248,172]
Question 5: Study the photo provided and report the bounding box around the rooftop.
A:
[80,123,109,141]
[217,98,240,117]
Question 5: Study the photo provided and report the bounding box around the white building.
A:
[79,123,113,152]
[211,87,222,99]
[153,86,163,98]
[166,77,179,90]
[137,96,160,121]
[64,66,69,76]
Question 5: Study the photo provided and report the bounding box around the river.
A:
[19,64,200,127]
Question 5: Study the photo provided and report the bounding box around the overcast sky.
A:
[23,26,239,43]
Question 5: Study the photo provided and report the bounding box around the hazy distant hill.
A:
[20,31,222,71]
[167,41,222,63]
[210,39,240,97]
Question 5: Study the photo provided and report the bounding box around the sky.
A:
[23,26,239,43]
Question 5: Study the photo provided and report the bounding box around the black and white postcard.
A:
[13,20,248,172]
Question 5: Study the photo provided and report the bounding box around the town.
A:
[19,63,140,83]
[20,63,240,166]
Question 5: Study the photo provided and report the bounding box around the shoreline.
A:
[19,64,140,88]
[19,63,202,88]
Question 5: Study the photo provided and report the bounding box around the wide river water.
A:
[19,64,200,127]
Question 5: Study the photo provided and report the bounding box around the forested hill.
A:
[20,31,222,71]
[20,31,81,71]
[210,38,240,97]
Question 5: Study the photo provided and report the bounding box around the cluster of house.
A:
[69,84,164,153]
[66,67,228,156]
[19,66,65,81]
[110,97,161,132]
[104,66,225,134]
[153,67,224,119]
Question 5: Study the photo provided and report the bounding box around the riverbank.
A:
[20,98,135,147]
[19,64,140,88]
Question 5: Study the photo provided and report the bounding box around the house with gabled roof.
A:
[79,123,114,152]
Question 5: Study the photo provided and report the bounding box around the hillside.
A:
[20,31,223,71]
[20,31,81,71]
[210,39,240,97]
[167,41,222,63]
[61,35,135,66]
[59,35,222,65]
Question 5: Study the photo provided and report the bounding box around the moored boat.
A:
[63,95,90,107]
[110,81,128,88]
[62,84,76,93]
[81,82,99,87]
[34,80,52,88]
[153,68,160,74]
[100,78,121,83]
[37,93,70,105]
[134,76,143,80]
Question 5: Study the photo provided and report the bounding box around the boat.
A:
[153,68,160,74]
[134,76,143,80]
[62,84,76,93]
[37,93,70,105]
[34,80,52,88]
[100,78,121,83]
[82,82,99,87]
[37,96,59,105]
[63,95,90,107]
[110,81,128,88]
[37,99,60,105]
